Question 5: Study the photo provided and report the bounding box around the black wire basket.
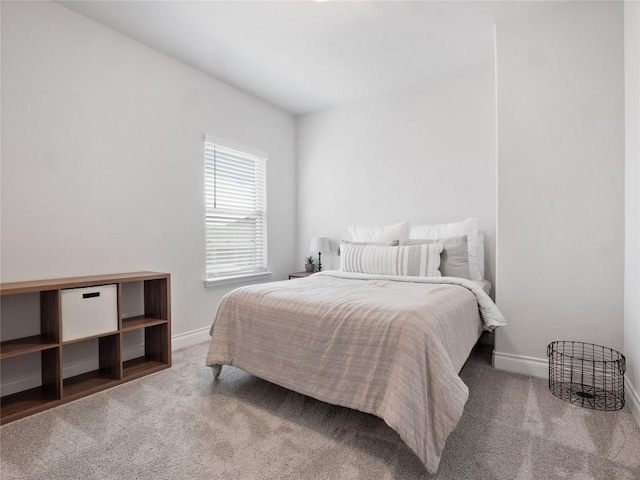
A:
[547,341,625,411]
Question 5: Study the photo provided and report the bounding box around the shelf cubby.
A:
[122,323,170,381]
[0,289,59,359]
[62,334,121,401]
[0,348,60,424]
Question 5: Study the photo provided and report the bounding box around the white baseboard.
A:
[626,375,640,427]
[172,326,211,350]
[1,327,211,397]
[492,351,548,379]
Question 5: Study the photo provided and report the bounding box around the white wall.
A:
[1,2,296,342]
[495,1,625,376]
[296,66,496,285]
[624,0,640,425]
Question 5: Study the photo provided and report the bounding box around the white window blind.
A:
[205,140,267,281]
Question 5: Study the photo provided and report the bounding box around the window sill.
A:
[204,271,273,288]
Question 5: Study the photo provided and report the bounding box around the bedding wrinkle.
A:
[206,272,505,473]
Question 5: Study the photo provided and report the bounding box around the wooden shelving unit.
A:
[0,271,171,424]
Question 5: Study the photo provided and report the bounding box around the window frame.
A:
[203,135,271,287]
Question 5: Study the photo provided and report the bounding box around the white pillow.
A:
[340,243,442,277]
[347,221,409,243]
[409,218,482,281]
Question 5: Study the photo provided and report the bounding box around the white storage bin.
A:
[61,284,118,342]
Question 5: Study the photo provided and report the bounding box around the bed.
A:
[206,270,506,473]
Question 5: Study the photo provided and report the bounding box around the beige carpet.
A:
[1,342,639,480]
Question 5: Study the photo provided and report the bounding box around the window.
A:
[204,137,268,283]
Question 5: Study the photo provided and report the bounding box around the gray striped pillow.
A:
[340,243,443,277]
[400,235,470,279]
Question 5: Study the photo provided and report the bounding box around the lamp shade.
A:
[309,237,330,253]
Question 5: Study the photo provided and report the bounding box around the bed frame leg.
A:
[211,364,222,378]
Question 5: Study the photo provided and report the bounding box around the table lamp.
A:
[309,237,330,272]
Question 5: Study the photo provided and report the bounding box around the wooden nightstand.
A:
[288,271,315,279]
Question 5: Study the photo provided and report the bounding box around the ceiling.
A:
[59,1,558,115]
